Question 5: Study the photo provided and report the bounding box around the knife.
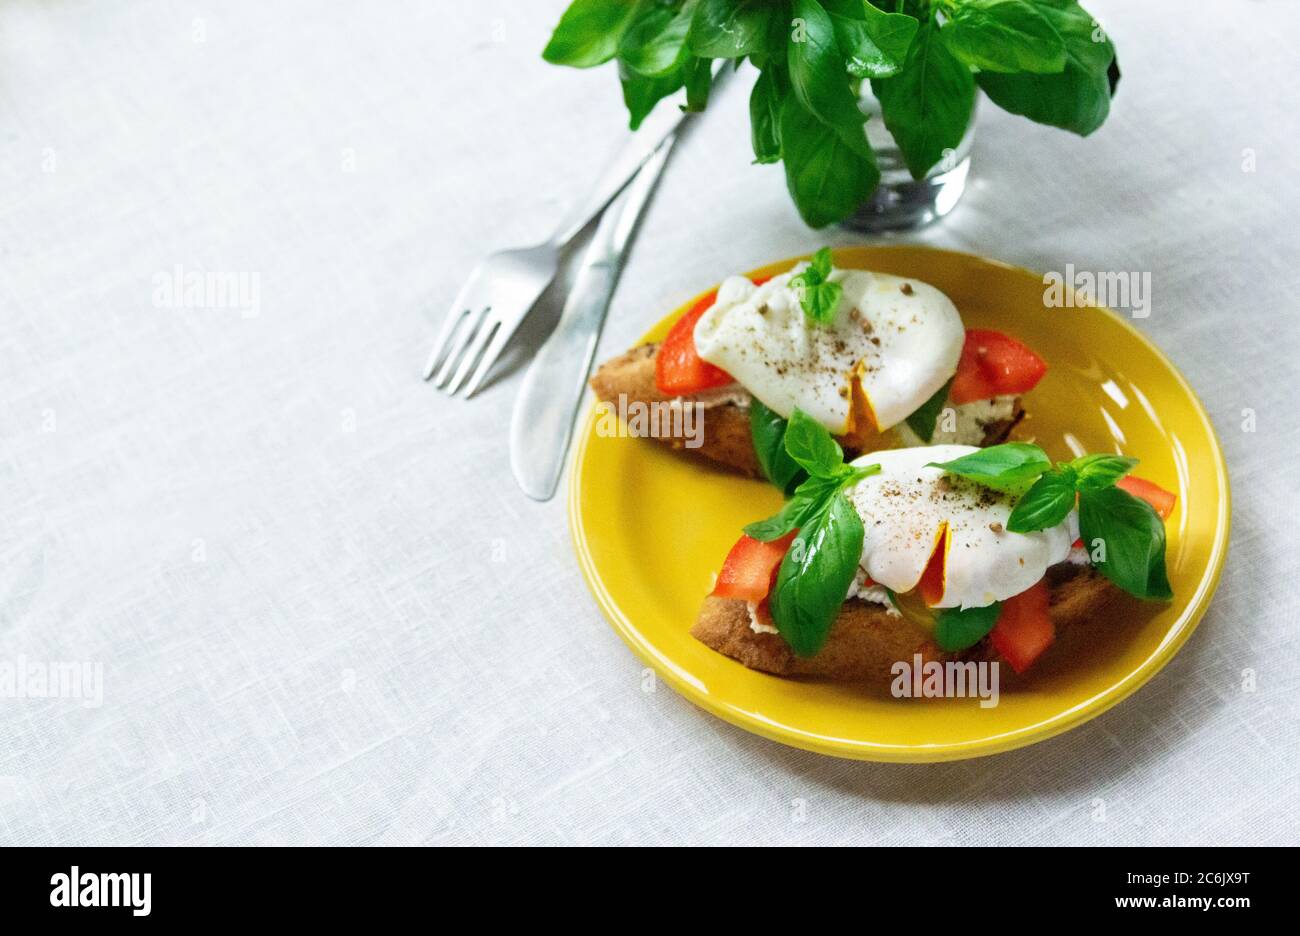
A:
[510,136,676,501]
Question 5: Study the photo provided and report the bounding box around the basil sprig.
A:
[744,409,879,657]
[929,443,1172,601]
[787,247,843,323]
[544,0,1119,229]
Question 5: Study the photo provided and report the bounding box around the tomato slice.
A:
[990,580,1054,674]
[1116,475,1177,520]
[710,531,796,604]
[654,276,771,396]
[950,329,1048,405]
[916,525,948,607]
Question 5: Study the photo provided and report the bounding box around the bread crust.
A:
[589,342,1023,478]
[692,564,1119,682]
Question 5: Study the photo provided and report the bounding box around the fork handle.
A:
[549,65,728,248]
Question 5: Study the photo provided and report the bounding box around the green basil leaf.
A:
[941,0,1066,75]
[1035,0,1115,73]
[790,278,843,323]
[543,0,643,68]
[871,19,974,179]
[926,442,1051,490]
[976,0,1117,136]
[688,0,778,58]
[782,407,846,477]
[770,493,865,656]
[682,55,713,111]
[619,0,696,77]
[1078,486,1173,601]
[618,61,684,130]
[934,602,1002,652]
[779,92,880,227]
[748,67,785,163]
[821,0,919,79]
[1070,453,1138,491]
[904,377,954,443]
[787,0,870,153]
[743,475,839,541]
[1006,468,1076,532]
[808,246,834,278]
[749,398,805,493]
[978,64,1110,136]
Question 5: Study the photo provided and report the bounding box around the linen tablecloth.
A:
[1,0,1297,845]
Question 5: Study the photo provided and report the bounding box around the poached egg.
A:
[845,445,1076,610]
[692,264,964,435]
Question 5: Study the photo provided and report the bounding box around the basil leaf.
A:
[1006,468,1076,532]
[821,0,918,79]
[745,460,878,541]
[1070,453,1138,491]
[790,276,843,324]
[682,55,713,112]
[1078,486,1173,601]
[543,0,643,68]
[744,475,840,541]
[619,0,696,77]
[748,67,785,164]
[688,0,777,58]
[871,19,975,179]
[809,246,834,279]
[787,0,870,154]
[934,602,1001,652]
[770,493,865,656]
[976,0,1117,136]
[926,442,1051,490]
[618,62,684,130]
[749,398,805,493]
[978,65,1110,136]
[941,0,1066,75]
[1035,0,1115,73]
[782,408,846,477]
[779,93,880,228]
[904,377,954,443]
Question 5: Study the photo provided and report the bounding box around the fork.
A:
[422,75,720,398]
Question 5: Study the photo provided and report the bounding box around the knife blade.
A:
[510,136,676,501]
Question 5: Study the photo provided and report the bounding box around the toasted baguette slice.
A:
[692,564,1118,683]
[590,342,1024,479]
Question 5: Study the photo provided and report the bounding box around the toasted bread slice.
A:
[590,342,1024,479]
[692,564,1118,682]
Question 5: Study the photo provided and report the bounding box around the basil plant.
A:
[543,0,1120,227]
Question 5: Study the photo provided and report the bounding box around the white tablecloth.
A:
[2,0,1297,846]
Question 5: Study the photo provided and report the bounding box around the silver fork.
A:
[423,73,722,398]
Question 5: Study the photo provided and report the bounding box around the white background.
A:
[1,0,1297,845]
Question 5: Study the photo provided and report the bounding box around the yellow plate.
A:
[568,245,1230,762]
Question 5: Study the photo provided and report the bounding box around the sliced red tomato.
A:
[916,526,948,607]
[990,580,1054,674]
[710,530,797,604]
[1117,475,1177,520]
[950,329,1048,405]
[654,276,771,396]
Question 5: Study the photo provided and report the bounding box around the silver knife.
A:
[510,137,676,501]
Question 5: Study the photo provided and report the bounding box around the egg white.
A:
[845,446,1076,610]
[691,265,964,434]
